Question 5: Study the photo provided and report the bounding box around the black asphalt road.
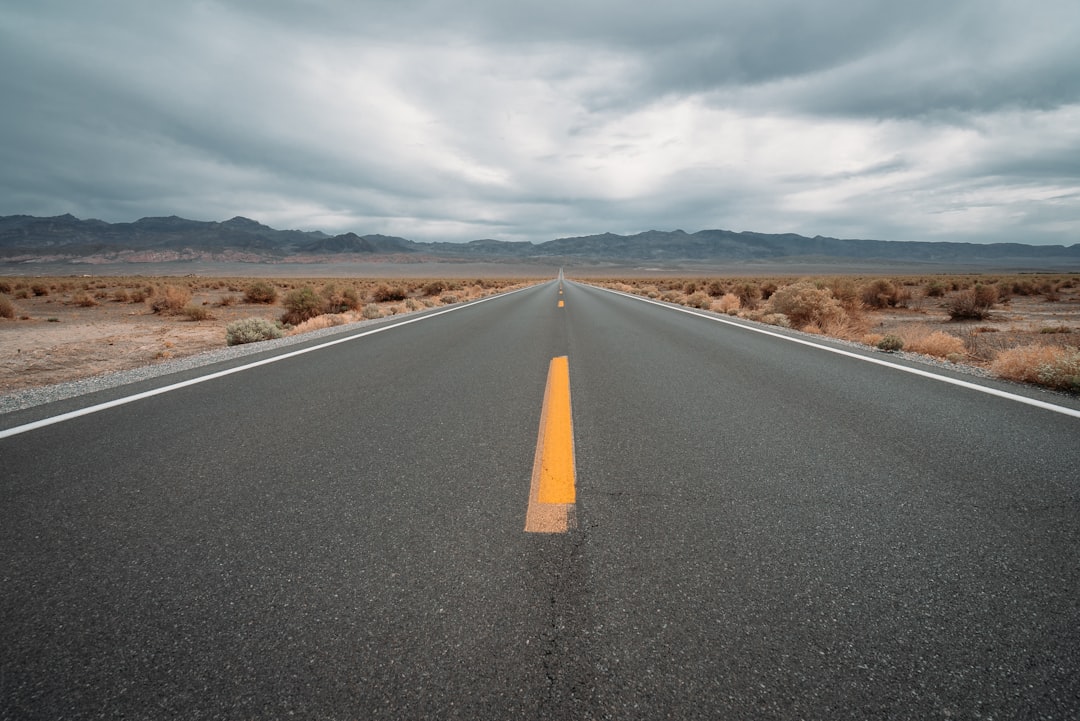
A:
[3,280,1079,719]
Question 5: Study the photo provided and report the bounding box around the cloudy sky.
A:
[2,1,1079,245]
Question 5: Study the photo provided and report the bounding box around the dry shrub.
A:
[713,293,741,313]
[280,286,323,325]
[112,288,130,302]
[683,291,711,309]
[991,345,1080,390]
[439,293,459,305]
[71,291,98,307]
[150,284,193,314]
[734,282,763,308]
[877,335,904,351]
[860,279,903,309]
[947,284,997,320]
[766,281,846,330]
[818,313,869,341]
[226,317,284,346]
[320,284,361,313]
[905,330,966,358]
[181,304,214,321]
[422,280,447,297]
[925,280,948,297]
[828,278,861,311]
[372,284,408,302]
[362,303,383,319]
[244,281,278,304]
[862,332,885,347]
[0,294,15,319]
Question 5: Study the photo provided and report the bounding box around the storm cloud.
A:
[2,0,1078,244]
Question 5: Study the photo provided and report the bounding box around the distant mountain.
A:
[1,214,1077,267]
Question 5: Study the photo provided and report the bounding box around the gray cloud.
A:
[1,0,1078,244]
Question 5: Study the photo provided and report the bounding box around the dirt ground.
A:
[0,276,530,393]
[1,273,1078,394]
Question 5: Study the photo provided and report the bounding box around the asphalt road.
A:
[3,279,1079,719]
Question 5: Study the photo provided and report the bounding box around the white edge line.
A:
[582,282,1080,420]
[0,285,540,440]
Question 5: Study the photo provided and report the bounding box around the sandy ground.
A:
[2,274,1078,394]
[0,291,279,392]
[0,276,530,393]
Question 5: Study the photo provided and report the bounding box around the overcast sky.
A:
[2,1,1079,245]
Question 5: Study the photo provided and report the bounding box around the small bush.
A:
[281,286,323,325]
[439,293,460,305]
[321,284,361,313]
[226,317,284,346]
[216,294,237,307]
[877,334,904,351]
[150,284,193,314]
[684,291,711,309]
[766,282,846,329]
[1039,325,1072,334]
[734,282,763,308]
[30,283,49,297]
[372,284,408,302]
[0,294,15,319]
[947,284,997,320]
[361,303,383,319]
[422,280,447,297]
[860,279,899,309]
[828,279,861,310]
[925,280,948,297]
[991,345,1080,390]
[71,291,98,307]
[0,281,11,294]
[244,281,278,304]
[112,288,131,302]
[714,293,741,313]
[181,304,214,321]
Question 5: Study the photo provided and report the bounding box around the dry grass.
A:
[586,273,1080,391]
[903,329,966,359]
[991,345,1080,390]
[150,284,193,314]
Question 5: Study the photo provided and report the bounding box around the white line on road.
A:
[589,283,1080,420]
[0,285,540,440]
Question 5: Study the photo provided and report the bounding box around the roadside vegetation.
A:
[1,272,1077,394]
[589,274,1080,392]
[0,275,533,337]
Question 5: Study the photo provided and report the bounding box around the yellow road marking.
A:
[558,299,564,308]
[525,356,577,533]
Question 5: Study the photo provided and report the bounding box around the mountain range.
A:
[1,213,1078,268]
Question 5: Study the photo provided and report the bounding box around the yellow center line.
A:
[558,299,564,307]
[525,356,577,533]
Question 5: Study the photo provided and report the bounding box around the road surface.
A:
[3,279,1079,719]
